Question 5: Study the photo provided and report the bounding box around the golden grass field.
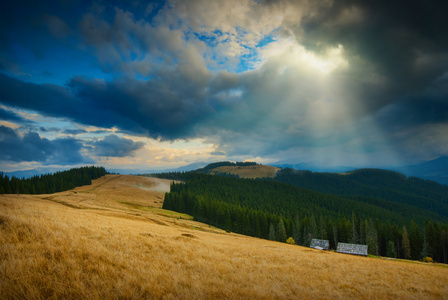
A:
[209,165,280,178]
[1,175,447,299]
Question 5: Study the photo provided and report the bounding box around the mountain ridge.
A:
[269,156,448,185]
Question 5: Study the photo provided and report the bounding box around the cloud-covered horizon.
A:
[1,0,448,171]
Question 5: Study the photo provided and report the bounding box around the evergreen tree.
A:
[225,210,232,231]
[332,224,338,248]
[386,240,397,258]
[351,212,358,244]
[292,216,301,246]
[409,220,422,260]
[277,219,287,242]
[440,229,448,263]
[269,223,276,241]
[421,227,428,259]
[310,215,318,240]
[366,219,378,255]
[402,226,411,259]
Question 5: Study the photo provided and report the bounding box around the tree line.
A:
[161,172,448,263]
[0,166,107,194]
[274,168,448,220]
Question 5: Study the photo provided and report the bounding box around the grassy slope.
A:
[1,175,447,299]
[207,164,280,178]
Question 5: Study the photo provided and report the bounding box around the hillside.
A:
[191,163,448,222]
[158,163,448,262]
[274,168,448,220]
[197,161,280,178]
[1,175,447,298]
[270,156,448,186]
[395,156,448,185]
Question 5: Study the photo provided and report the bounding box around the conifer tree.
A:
[269,223,276,241]
[310,215,318,239]
[440,229,447,263]
[409,220,422,260]
[332,224,338,248]
[386,240,397,258]
[366,219,378,255]
[277,219,287,242]
[351,212,358,244]
[421,227,428,259]
[225,210,232,231]
[292,217,301,246]
[402,226,411,259]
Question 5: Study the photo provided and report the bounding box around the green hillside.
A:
[0,166,108,194]
[274,168,448,220]
[158,165,448,263]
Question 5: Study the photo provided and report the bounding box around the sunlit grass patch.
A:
[1,175,447,299]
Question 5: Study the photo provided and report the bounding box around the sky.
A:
[1,0,448,172]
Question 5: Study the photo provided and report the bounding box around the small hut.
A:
[336,242,368,256]
[310,239,330,250]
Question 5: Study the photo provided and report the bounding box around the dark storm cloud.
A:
[62,128,87,135]
[67,72,211,139]
[39,127,60,132]
[0,72,211,140]
[0,107,27,123]
[0,73,79,117]
[297,0,448,112]
[375,76,448,131]
[88,134,144,157]
[0,1,79,66]
[2,0,448,166]
[0,125,87,164]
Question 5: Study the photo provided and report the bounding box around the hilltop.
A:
[196,161,280,178]
[1,175,447,298]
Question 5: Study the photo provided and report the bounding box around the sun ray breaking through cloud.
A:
[1,0,448,172]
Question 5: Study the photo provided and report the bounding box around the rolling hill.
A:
[273,168,448,221]
[1,174,447,299]
[156,162,448,262]
[196,161,280,178]
[186,163,448,222]
[270,156,448,185]
[395,156,448,185]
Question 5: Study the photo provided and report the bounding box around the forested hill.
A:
[274,168,448,220]
[195,161,280,179]
[0,166,107,194]
[157,162,448,262]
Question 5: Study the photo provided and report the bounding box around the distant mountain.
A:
[270,156,448,186]
[173,162,208,172]
[269,159,354,173]
[393,156,448,185]
[110,162,209,175]
[2,162,209,179]
[2,167,66,179]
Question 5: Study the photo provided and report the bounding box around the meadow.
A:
[1,175,447,299]
[206,164,280,178]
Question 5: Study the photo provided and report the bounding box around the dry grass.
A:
[210,165,280,178]
[1,175,447,299]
